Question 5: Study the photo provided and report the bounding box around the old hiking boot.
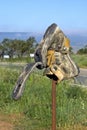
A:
[35,23,79,82]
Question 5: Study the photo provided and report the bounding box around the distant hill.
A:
[0,32,43,43]
[0,32,87,52]
[67,34,87,52]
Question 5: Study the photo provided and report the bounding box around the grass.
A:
[71,54,87,68]
[0,65,87,129]
[0,54,87,69]
[0,56,33,63]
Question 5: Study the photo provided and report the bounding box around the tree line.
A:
[77,45,87,54]
[0,37,38,58]
[0,36,86,59]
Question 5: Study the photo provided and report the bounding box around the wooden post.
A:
[52,79,57,130]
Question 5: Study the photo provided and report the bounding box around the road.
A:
[80,68,87,76]
[76,68,87,87]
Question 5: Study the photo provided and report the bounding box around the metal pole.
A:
[52,79,57,130]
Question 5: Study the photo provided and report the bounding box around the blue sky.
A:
[0,0,87,34]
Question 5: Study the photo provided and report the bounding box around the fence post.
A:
[52,79,57,130]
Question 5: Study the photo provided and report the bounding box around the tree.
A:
[77,45,87,54]
[69,46,73,54]
[0,44,4,58]
[0,36,37,58]
[2,38,14,58]
[26,37,36,55]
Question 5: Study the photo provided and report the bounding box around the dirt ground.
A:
[0,116,13,130]
[0,114,22,130]
[0,114,87,130]
[0,121,13,130]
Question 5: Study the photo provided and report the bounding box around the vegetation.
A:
[0,65,87,129]
[0,37,87,129]
[77,45,87,54]
[71,54,87,68]
[0,37,87,68]
[70,45,87,68]
[0,37,37,58]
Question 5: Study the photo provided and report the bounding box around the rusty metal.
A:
[52,79,57,130]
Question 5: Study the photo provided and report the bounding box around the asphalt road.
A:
[75,68,87,87]
[79,68,87,76]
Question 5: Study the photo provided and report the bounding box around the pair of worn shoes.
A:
[34,23,79,82]
[12,23,79,100]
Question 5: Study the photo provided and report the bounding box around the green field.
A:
[71,54,87,68]
[0,63,87,130]
[1,54,87,68]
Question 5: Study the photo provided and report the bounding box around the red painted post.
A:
[52,79,57,130]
